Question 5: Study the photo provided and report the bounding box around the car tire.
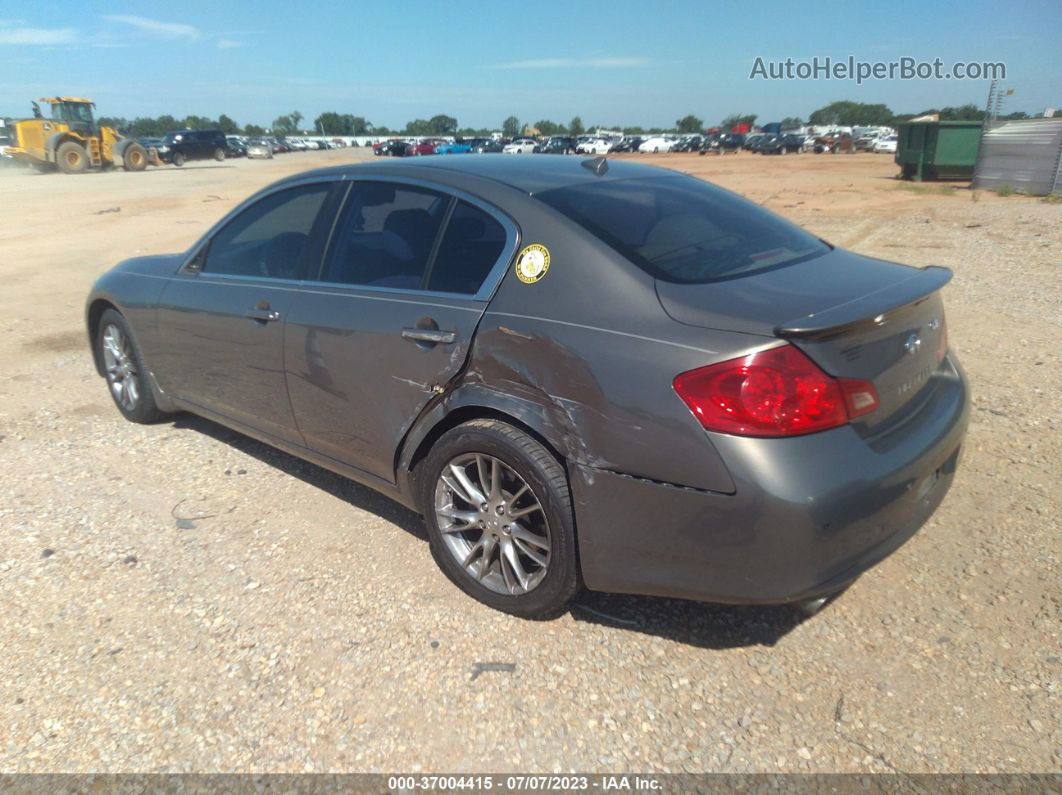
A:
[122,142,148,171]
[96,309,168,424]
[56,141,89,174]
[214,147,226,161]
[419,419,579,619]
[172,151,186,167]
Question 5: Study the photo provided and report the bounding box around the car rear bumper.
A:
[571,356,969,605]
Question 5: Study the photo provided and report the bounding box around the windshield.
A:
[536,176,829,283]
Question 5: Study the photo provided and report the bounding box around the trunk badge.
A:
[904,333,922,356]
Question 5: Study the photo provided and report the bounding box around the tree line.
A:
[98,100,1032,140]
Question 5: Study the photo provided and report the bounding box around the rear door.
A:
[284,179,518,481]
[154,180,337,443]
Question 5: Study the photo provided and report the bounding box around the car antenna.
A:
[581,156,608,176]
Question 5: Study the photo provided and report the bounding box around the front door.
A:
[155,182,334,443]
[284,181,517,482]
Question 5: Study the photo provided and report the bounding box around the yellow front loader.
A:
[5,97,157,174]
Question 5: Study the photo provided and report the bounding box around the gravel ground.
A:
[0,150,1058,773]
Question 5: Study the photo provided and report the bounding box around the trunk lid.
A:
[656,249,951,428]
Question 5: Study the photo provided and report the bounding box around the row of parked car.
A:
[370,130,899,159]
[135,130,347,166]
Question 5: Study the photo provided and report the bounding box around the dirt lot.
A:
[0,148,1058,773]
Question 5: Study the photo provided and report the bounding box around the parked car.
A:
[575,138,613,155]
[700,133,744,155]
[156,129,228,166]
[226,138,247,158]
[373,140,414,157]
[873,135,898,154]
[757,133,804,155]
[86,157,968,618]
[855,133,880,151]
[742,133,766,151]
[609,136,643,153]
[672,135,703,153]
[503,138,538,154]
[435,141,473,154]
[246,139,274,159]
[536,136,578,155]
[411,139,446,156]
[638,136,675,153]
[471,139,504,153]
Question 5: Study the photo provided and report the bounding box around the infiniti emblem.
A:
[904,333,922,356]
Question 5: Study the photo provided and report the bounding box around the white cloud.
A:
[0,26,77,45]
[494,56,650,70]
[217,39,244,49]
[103,15,200,41]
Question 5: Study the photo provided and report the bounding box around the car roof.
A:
[277,154,677,195]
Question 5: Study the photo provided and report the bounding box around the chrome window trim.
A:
[318,173,521,303]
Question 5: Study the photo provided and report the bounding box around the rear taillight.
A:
[936,315,948,363]
[673,344,879,438]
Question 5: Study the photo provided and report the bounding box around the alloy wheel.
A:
[434,453,551,595]
[101,323,140,411]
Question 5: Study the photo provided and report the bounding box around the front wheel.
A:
[419,420,579,619]
[96,309,167,423]
[56,141,89,174]
[172,151,186,167]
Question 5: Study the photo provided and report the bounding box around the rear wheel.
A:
[213,147,226,161]
[56,141,89,174]
[419,420,579,619]
[122,142,148,171]
[96,309,167,424]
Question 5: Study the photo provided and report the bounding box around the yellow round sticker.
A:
[515,244,551,284]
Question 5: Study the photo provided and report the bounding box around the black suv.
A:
[158,129,228,166]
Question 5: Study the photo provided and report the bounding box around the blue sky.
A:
[2,0,1059,130]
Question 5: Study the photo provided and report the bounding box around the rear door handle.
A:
[246,309,281,322]
[401,327,456,344]
[246,300,281,322]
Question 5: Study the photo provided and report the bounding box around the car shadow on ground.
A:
[171,413,812,649]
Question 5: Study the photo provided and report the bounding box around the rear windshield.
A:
[537,176,827,283]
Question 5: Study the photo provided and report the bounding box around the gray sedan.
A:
[85,157,968,618]
[245,139,273,159]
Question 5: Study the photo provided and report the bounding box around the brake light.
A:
[673,344,879,437]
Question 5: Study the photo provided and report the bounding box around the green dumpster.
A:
[896,120,982,181]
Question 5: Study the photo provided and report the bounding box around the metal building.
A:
[972,116,1062,196]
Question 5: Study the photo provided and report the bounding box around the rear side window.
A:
[537,176,828,283]
[426,201,506,294]
[203,184,330,279]
[322,182,448,289]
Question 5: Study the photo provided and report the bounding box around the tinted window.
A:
[537,176,828,283]
[427,201,507,294]
[322,182,448,289]
[203,184,330,279]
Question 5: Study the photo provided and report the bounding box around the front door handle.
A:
[401,327,456,344]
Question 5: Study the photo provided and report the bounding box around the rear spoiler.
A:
[775,265,953,338]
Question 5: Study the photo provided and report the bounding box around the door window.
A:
[426,200,507,294]
[321,182,448,289]
[202,184,330,279]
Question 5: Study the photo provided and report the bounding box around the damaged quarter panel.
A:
[458,196,750,495]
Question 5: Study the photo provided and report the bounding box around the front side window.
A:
[321,182,448,289]
[537,176,828,283]
[202,184,330,279]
